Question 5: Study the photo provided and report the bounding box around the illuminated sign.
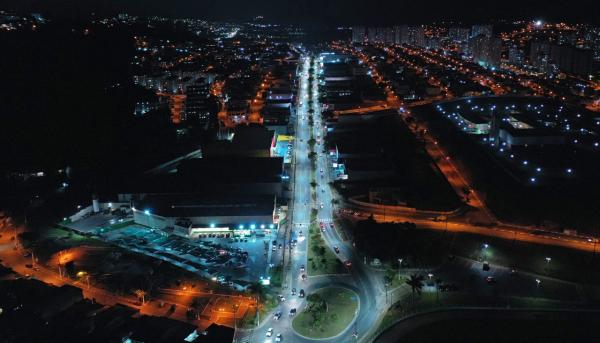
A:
[189,227,230,234]
[277,135,295,142]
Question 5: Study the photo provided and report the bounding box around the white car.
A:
[266,328,274,337]
[276,333,283,342]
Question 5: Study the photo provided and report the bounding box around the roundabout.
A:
[292,287,359,339]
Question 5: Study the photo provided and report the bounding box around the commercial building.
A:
[550,45,594,76]
[530,41,594,76]
[394,25,408,45]
[508,45,525,66]
[185,78,212,126]
[354,25,425,47]
[132,194,278,237]
[498,126,565,148]
[410,26,427,48]
[352,26,366,43]
[204,125,276,158]
[449,27,470,43]
[470,35,502,69]
[119,156,285,200]
[471,24,493,39]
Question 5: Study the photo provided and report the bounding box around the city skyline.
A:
[2,4,600,343]
[3,0,600,24]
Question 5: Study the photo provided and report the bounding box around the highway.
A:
[236,55,387,343]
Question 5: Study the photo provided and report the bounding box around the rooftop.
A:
[134,193,275,218]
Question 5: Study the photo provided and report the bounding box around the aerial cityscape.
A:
[1,1,600,342]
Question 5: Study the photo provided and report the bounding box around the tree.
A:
[405,274,424,305]
[318,246,326,257]
[311,244,320,255]
[306,293,327,328]
[306,293,322,303]
[134,289,147,304]
[384,269,396,285]
[65,261,76,278]
[17,231,40,249]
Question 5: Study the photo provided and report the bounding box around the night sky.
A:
[2,0,599,24]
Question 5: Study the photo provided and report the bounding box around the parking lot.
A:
[64,212,133,234]
[101,225,286,290]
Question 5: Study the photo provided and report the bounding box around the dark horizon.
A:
[2,0,600,25]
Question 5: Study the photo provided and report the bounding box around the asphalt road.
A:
[235,55,388,343]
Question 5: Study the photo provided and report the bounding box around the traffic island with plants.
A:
[292,287,359,339]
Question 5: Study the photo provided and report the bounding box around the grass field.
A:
[292,287,358,338]
[360,223,600,286]
[444,230,600,285]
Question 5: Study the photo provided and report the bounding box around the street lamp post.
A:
[397,258,403,280]
[589,238,597,259]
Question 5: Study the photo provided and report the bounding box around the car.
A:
[266,328,274,337]
[278,295,286,302]
[320,169,323,173]
[486,276,496,284]
[272,245,277,251]
[300,265,305,273]
[334,246,340,254]
[274,311,282,320]
[291,288,296,296]
[25,264,33,269]
[278,244,282,250]
[299,289,305,298]
[289,308,297,316]
[344,260,352,268]
[276,333,283,342]
[482,262,490,271]
[320,203,324,209]
[301,274,307,280]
